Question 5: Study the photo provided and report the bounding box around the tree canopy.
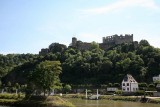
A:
[1,40,160,88]
[31,61,62,96]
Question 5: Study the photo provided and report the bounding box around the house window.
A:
[127,88,129,91]
[127,83,129,86]
[123,83,125,86]
[123,88,125,91]
[133,88,136,91]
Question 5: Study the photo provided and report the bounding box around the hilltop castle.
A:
[39,34,138,55]
[71,34,138,51]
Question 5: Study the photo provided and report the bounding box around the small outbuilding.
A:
[107,87,118,92]
[153,74,160,82]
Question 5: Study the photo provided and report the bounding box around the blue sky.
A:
[0,0,160,54]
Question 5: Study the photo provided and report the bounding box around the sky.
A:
[0,0,160,54]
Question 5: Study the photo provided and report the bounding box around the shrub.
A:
[113,83,120,87]
[0,93,24,99]
[135,90,145,96]
[115,90,122,95]
[108,83,113,87]
[148,84,155,88]
[63,84,72,94]
[138,83,148,88]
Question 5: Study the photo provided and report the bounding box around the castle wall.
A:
[77,42,92,50]
[114,35,133,45]
[71,34,134,51]
[99,43,114,51]
[103,34,133,45]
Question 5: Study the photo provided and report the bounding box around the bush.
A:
[115,90,122,95]
[0,93,25,99]
[108,83,113,87]
[138,83,148,88]
[63,84,72,94]
[113,83,120,87]
[135,90,145,96]
[148,84,155,88]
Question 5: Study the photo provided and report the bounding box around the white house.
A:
[153,74,160,82]
[122,74,138,92]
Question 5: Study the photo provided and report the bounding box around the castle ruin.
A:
[71,34,137,51]
[102,34,133,45]
[39,34,137,55]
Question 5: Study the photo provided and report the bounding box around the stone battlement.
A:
[103,34,133,44]
[71,34,135,51]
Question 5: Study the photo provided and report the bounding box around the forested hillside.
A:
[1,39,160,87]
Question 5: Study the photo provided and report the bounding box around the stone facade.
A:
[71,34,136,51]
[102,34,133,45]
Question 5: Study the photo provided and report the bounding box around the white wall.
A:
[153,75,160,82]
[107,87,118,92]
[122,82,138,92]
[130,83,138,92]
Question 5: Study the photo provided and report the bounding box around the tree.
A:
[7,81,12,93]
[138,83,148,90]
[0,80,2,88]
[7,81,11,87]
[15,83,20,90]
[63,84,72,94]
[113,83,120,87]
[49,43,67,53]
[121,58,131,72]
[32,61,62,96]
[139,40,150,47]
[91,41,99,49]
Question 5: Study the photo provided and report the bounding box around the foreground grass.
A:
[0,93,75,107]
[62,94,160,104]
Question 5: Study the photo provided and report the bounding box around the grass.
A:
[61,94,160,104]
[0,93,75,107]
[0,93,24,99]
[148,98,160,104]
[62,94,86,99]
[99,95,139,101]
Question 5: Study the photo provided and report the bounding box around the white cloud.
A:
[80,0,159,15]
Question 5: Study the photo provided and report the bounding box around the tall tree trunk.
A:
[48,88,50,96]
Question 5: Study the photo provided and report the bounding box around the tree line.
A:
[0,40,160,93]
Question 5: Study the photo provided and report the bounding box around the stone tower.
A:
[72,37,77,47]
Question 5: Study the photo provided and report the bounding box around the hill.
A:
[1,39,160,87]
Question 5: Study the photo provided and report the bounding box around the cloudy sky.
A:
[0,0,160,54]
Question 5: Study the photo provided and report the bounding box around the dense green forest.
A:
[1,40,160,88]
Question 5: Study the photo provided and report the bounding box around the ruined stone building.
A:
[71,34,137,51]
[39,48,49,55]
[39,34,138,55]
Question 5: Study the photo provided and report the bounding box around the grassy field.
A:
[61,94,160,104]
[0,93,75,107]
